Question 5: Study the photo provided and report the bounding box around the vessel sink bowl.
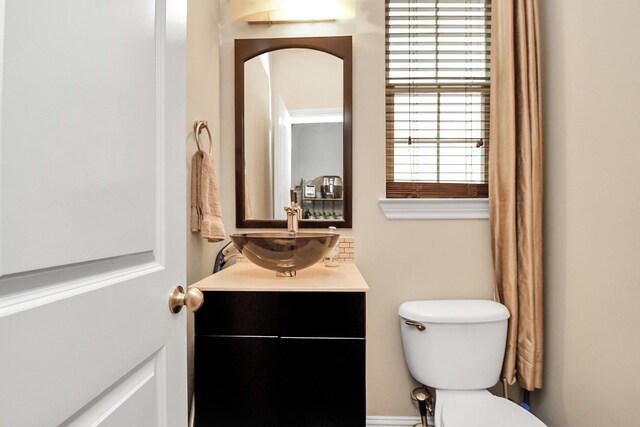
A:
[229,232,340,277]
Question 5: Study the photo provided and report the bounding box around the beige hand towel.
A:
[190,150,226,242]
[190,151,202,232]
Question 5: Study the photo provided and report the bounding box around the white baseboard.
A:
[190,407,430,427]
[367,415,433,426]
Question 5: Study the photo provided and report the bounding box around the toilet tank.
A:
[398,300,510,390]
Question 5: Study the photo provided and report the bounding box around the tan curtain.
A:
[489,0,543,391]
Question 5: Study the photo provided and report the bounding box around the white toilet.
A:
[398,300,547,427]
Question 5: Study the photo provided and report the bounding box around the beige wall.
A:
[270,48,343,111]
[186,0,223,405]
[534,0,640,425]
[207,0,495,417]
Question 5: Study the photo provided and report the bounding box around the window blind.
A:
[385,0,491,198]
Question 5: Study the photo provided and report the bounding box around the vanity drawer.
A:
[281,292,365,338]
[196,291,280,336]
[196,291,365,338]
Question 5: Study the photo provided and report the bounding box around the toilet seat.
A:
[441,394,546,427]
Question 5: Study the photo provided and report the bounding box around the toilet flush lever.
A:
[405,320,426,331]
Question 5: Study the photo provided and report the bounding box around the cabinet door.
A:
[279,337,366,427]
[195,336,280,427]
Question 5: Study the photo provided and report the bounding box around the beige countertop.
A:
[192,261,369,292]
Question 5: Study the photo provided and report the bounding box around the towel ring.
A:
[194,120,212,154]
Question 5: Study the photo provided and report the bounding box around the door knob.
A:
[169,286,204,314]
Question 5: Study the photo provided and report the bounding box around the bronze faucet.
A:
[284,189,302,233]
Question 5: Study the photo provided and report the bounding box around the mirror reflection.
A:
[243,48,344,221]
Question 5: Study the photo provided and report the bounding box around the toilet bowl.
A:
[398,300,547,427]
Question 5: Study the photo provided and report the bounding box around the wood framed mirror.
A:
[235,36,352,228]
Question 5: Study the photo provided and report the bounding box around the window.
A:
[385,0,491,198]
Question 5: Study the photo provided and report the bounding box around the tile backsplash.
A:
[337,237,355,261]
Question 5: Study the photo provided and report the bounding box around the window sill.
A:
[378,198,489,220]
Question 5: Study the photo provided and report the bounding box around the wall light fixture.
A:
[231,0,355,24]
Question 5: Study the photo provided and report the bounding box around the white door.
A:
[273,95,292,219]
[0,0,189,426]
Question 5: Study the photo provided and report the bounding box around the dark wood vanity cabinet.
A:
[194,291,366,427]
